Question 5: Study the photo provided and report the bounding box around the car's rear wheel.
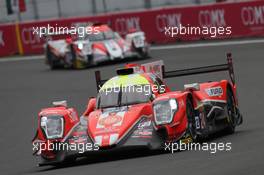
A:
[225,88,236,134]
[186,97,198,142]
[46,46,60,70]
[87,55,97,67]
[69,44,78,69]
[137,47,149,59]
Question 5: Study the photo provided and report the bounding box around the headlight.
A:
[40,116,64,139]
[78,43,83,50]
[153,99,178,125]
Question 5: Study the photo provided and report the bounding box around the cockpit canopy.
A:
[96,74,153,109]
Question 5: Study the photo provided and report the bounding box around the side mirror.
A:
[65,37,72,44]
[82,97,96,117]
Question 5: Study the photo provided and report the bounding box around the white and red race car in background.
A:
[45,23,149,69]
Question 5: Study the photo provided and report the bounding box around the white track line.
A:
[1,38,264,63]
[0,55,44,63]
[151,38,264,50]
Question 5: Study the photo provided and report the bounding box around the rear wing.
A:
[95,53,236,92]
[162,53,236,85]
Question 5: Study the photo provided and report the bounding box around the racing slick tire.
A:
[186,97,198,142]
[224,88,236,134]
[69,44,78,69]
[46,46,61,70]
[69,44,88,69]
[87,55,97,67]
[137,47,149,59]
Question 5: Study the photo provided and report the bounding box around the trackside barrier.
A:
[1,0,264,57]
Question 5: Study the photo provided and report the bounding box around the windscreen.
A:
[97,85,151,109]
[80,30,116,41]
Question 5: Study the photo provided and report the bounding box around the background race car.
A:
[45,23,149,69]
[32,53,242,166]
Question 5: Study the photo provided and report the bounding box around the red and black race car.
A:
[45,23,149,69]
[32,53,243,166]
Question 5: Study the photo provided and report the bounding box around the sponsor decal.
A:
[98,113,122,127]
[21,27,42,45]
[69,136,87,144]
[141,60,164,79]
[94,128,120,135]
[114,17,141,35]
[156,13,182,32]
[138,120,151,129]
[241,6,264,26]
[132,119,153,138]
[96,111,125,129]
[198,9,226,27]
[205,87,223,96]
[132,129,152,138]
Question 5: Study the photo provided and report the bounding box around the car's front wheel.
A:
[69,44,78,69]
[136,47,149,59]
[46,46,61,70]
[87,54,97,67]
[186,97,198,142]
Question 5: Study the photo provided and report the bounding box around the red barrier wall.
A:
[0,24,18,56]
[1,0,264,57]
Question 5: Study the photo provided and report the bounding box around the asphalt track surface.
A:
[0,39,264,175]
